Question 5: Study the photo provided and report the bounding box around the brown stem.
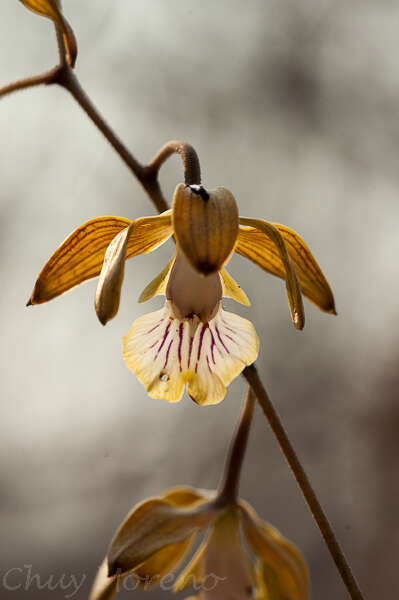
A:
[146,140,201,185]
[52,67,143,177]
[243,364,365,600]
[215,387,255,506]
[1,7,199,213]
[53,66,203,213]
[0,68,59,100]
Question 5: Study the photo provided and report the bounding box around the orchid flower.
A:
[89,485,310,600]
[28,183,335,405]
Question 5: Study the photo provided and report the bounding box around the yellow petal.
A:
[161,486,210,507]
[255,560,295,600]
[173,537,206,592]
[28,212,172,305]
[95,224,134,325]
[237,218,305,329]
[138,255,175,303]
[236,221,336,316]
[220,269,250,306]
[107,496,215,576]
[122,301,259,405]
[89,559,120,600]
[19,0,77,67]
[148,487,212,586]
[175,507,254,597]
[239,502,310,600]
[133,536,194,589]
[172,183,239,275]
[91,487,209,596]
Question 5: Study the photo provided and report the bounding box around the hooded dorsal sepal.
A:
[172,183,239,275]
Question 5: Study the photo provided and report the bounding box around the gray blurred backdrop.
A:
[1,1,398,598]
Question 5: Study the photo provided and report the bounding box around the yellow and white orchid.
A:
[28,183,335,405]
[89,485,310,600]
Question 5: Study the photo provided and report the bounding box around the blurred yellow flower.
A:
[89,486,310,600]
[28,183,334,404]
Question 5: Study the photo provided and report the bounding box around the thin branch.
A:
[243,364,365,600]
[215,386,255,506]
[146,140,201,185]
[53,67,202,211]
[0,68,59,100]
[53,68,146,181]
[1,3,199,212]
[0,0,74,101]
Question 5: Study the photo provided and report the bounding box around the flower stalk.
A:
[216,387,255,506]
[243,363,365,600]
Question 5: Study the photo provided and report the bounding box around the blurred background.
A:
[1,0,398,598]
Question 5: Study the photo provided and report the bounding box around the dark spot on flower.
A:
[189,184,210,201]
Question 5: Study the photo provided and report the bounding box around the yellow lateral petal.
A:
[95,223,134,325]
[138,255,175,303]
[172,183,239,275]
[28,212,172,305]
[237,218,305,329]
[19,0,77,67]
[220,269,250,306]
[236,221,336,316]
[107,496,216,576]
[240,502,310,600]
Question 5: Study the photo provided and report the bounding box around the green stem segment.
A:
[243,364,365,600]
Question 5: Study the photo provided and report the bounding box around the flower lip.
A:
[122,298,259,405]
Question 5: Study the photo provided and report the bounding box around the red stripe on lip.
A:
[177,322,184,372]
[215,324,229,354]
[163,338,174,369]
[156,322,171,356]
[195,324,208,373]
[209,329,216,364]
